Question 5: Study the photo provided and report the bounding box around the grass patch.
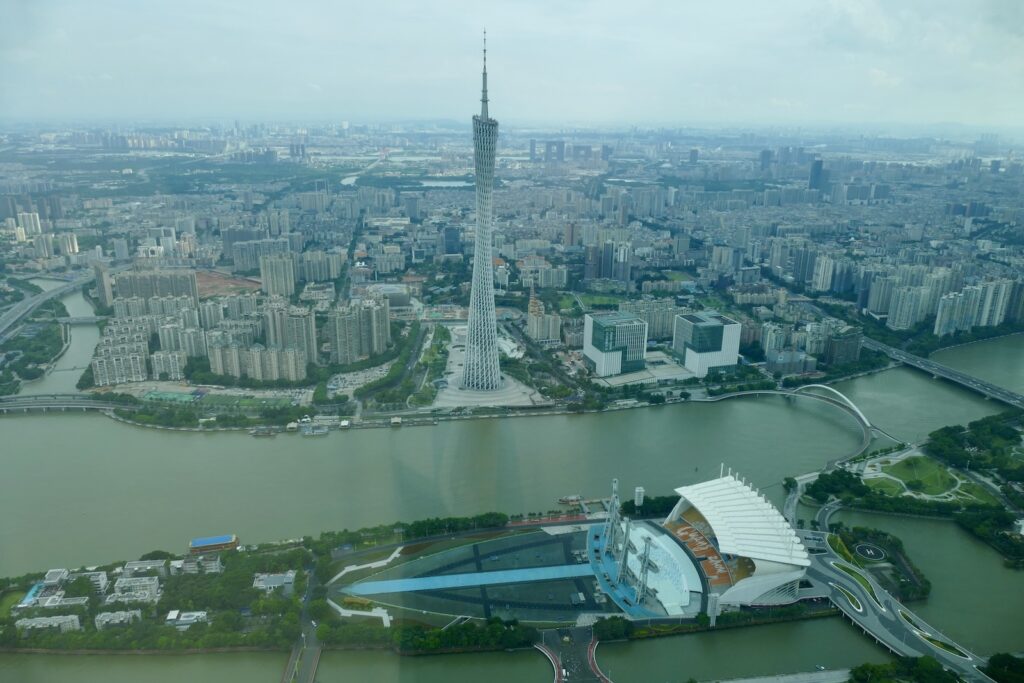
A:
[834,584,862,611]
[957,481,1000,506]
[0,590,25,616]
[834,562,882,608]
[827,533,856,564]
[924,635,969,658]
[866,478,906,496]
[883,456,957,495]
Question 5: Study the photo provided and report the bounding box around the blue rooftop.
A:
[189,534,236,548]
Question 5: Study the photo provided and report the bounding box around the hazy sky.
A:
[2,0,1022,129]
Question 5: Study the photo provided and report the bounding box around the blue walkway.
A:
[348,564,595,596]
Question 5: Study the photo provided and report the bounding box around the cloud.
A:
[868,68,902,88]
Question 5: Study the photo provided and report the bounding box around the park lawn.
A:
[866,477,905,496]
[957,481,1001,506]
[663,270,693,281]
[883,456,957,496]
[0,590,25,617]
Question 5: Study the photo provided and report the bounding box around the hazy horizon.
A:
[2,0,1023,133]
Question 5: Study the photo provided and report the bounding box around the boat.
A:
[340,420,351,429]
[558,495,582,505]
[249,426,277,438]
[299,425,329,437]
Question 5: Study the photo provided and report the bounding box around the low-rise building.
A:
[253,570,297,596]
[16,615,81,633]
[123,560,168,578]
[108,576,160,604]
[165,610,208,631]
[95,610,142,630]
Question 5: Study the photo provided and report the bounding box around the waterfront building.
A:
[583,312,648,377]
[461,38,502,392]
[664,473,809,609]
[824,326,862,365]
[886,286,927,331]
[94,263,114,308]
[672,311,740,378]
[95,610,141,630]
[165,610,208,631]
[16,615,81,633]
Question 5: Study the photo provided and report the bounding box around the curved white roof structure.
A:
[672,475,809,568]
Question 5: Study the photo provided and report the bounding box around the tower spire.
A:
[480,29,489,119]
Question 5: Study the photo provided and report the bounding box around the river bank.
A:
[1,333,1022,682]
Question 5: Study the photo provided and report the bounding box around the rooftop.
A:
[672,475,809,567]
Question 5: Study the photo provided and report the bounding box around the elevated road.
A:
[802,531,993,682]
[0,275,94,344]
[860,338,1024,409]
[0,394,139,413]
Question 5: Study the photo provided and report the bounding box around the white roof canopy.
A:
[673,475,810,567]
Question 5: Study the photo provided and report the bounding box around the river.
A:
[1,291,1022,682]
[19,279,100,396]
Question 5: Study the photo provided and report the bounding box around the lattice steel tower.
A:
[461,33,502,391]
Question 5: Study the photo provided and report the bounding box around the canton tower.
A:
[461,34,502,391]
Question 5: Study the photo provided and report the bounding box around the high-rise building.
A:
[886,286,927,331]
[672,311,740,378]
[17,212,42,235]
[283,308,318,365]
[583,312,648,377]
[260,253,297,297]
[327,296,391,364]
[461,38,502,392]
[94,263,114,308]
[115,270,199,306]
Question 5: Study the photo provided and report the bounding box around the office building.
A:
[672,311,741,378]
[583,312,648,377]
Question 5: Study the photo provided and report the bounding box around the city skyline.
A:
[1,0,1023,131]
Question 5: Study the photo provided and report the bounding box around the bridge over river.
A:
[862,337,1024,409]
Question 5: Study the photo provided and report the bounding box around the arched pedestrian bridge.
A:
[703,385,881,456]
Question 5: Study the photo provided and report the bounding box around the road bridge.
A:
[0,394,139,414]
[57,316,108,324]
[802,530,994,682]
[861,338,1024,409]
[0,276,93,344]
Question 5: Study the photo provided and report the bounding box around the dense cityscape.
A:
[1,4,1023,683]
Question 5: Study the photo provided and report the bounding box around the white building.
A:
[253,569,297,596]
[108,576,160,604]
[664,474,809,609]
[672,311,740,378]
[16,615,81,633]
[95,610,142,630]
[165,610,209,631]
